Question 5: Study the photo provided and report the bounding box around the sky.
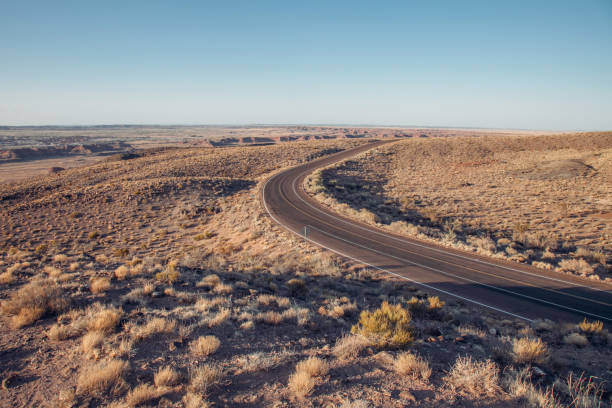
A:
[0,1,611,130]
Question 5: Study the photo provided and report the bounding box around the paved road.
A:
[262,140,612,323]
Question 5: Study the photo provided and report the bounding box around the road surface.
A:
[262,140,612,324]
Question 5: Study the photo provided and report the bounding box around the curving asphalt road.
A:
[262,140,612,324]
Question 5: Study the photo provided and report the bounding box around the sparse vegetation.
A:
[444,356,499,397]
[393,352,431,380]
[190,335,221,357]
[0,133,609,407]
[351,301,413,348]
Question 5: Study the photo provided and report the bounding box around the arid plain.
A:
[0,127,610,407]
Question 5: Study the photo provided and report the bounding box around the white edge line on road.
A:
[261,172,535,323]
[293,166,611,294]
[305,224,611,322]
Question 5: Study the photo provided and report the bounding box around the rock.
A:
[151,291,163,298]
[532,366,546,377]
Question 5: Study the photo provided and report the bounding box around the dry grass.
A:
[307,133,612,281]
[190,335,221,357]
[87,306,122,334]
[205,307,231,327]
[114,265,129,280]
[90,277,111,294]
[130,317,177,341]
[350,301,413,348]
[503,368,561,408]
[82,331,105,355]
[296,356,329,378]
[393,352,431,380]
[1,280,68,328]
[512,337,548,365]
[125,383,162,407]
[333,334,369,360]
[77,359,128,397]
[47,323,78,341]
[256,310,284,325]
[444,355,499,397]
[288,369,315,400]
[183,392,209,408]
[154,366,180,388]
[566,372,605,408]
[578,319,603,334]
[189,364,222,394]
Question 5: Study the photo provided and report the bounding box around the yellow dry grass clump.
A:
[77,359,129,397]
[190,335,221,357]
[87,306,122,334]
[511,337,548,365]
[351,301,413,348]
[444,356,499,397]
[393,352,431,380]
[189,364,222,394]
[288,356,328,399]
[578,319,603,334]
[90,277,111,294]
[0,280,68,328]
[154,366,181,388]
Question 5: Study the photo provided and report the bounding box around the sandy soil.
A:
[0,136,610,407]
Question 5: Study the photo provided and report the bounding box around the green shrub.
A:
[351,301,413,347]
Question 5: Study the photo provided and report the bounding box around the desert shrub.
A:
[445,355,499,397]
[288,369,315,399]
[393,352,431,380]
[351,301,413,347]
[205,308,231,327]
[125,383,163,406]
[257,311,283,325]
[427,296,445,310]
[333,334,369,360]
[563,333,589,347]
[183,392,209,408]
[82,331,105,355]
[557,259,594,276]
[287,278,306,292]
[512,337,548,365]
[190,335,220,357]
[53,254,69,263]
[197,274,221,289]
[296,357,329,378]
[154,366,180,388]
[212,282,233,295]
[47,324,78,341]
[503,368,561,408]
[1,280,68,328]
[578,319,603,334]
[566,372,605,408]
[90,277,111,294]
[87,306,122,334]
[77,359,128,397]
[130,317,177,341]
[114,265,129,280]
[189,364,222,394]
[155,260,180,283]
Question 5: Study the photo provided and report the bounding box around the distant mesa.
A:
[0,142,132,163]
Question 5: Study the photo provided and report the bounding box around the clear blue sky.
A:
[1,1,611,130]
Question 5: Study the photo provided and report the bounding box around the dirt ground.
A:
[306,132,612,282]
[0,136,610,407]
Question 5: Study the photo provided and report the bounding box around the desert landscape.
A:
[1,130,611,407]
[2,1,611,407]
